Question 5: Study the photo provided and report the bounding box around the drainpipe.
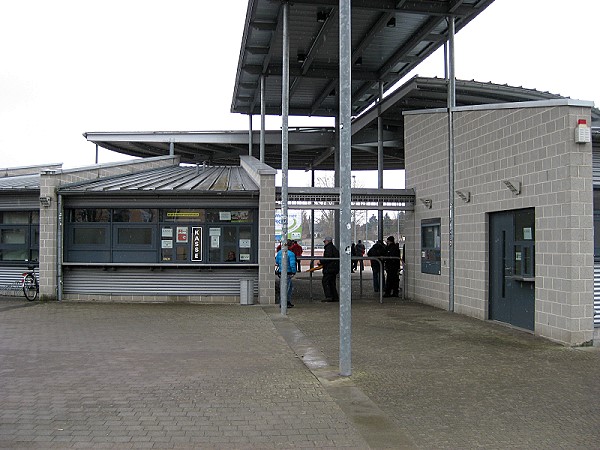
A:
[57,193,63,301]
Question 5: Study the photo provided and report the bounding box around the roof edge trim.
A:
[403,99,596,116]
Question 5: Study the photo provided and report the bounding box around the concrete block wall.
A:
[240,156,277,304]
[38,156,180,300]
[405,100,594,345]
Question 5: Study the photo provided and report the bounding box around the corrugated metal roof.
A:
[0,174,40,191]
[59,165,258,194]
[232,0,495,117]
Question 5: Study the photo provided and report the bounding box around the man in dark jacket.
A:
[320,236,339,302]
[383,235,401,297]
[367,240,386,292]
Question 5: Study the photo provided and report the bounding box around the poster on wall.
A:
[275,210,303,241]
[161,227,173,238]
[177,226,188,243]
[191,227,202,261]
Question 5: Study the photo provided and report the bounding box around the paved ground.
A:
[1,270,599,449]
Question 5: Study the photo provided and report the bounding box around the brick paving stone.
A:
[0,300,369,449]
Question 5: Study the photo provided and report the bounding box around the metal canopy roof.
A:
[231,0,495,118]
[87,77,594,171]
[58,166,259,195]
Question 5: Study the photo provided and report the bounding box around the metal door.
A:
[489,209,535,331]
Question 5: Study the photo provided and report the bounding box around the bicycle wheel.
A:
[23,275,38,301]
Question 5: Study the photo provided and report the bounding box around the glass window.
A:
[162,209,205,222]
[1,228,26,244]
[206,209,252,223]
[70,209,110,222]
[73,228,107,245]
[421,219,441,275]
[0,249,29,261]
[117,228,152,245]
[114,209,157,223]
[0,211,30,224]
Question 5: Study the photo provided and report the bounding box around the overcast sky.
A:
[1,0,598,187]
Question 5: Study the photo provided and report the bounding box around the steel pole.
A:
[260,75,266,163]
[339,0,352,377]
[447,17,456,313]
[377,81,384,241]
[280,1,290,315]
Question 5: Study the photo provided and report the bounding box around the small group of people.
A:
[275,235,402,307]
[367,236,402,297]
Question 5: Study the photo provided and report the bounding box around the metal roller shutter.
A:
[62,266,259,296]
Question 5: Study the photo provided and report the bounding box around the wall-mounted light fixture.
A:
[317,10,328,22]
[297,52,307,64]
[503,180,521,196]
[386,17,396,27]
[455,190,471,203]
[39,196,52,207]
[419,198,432,209]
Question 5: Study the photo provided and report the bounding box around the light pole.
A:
[352,175,356,243]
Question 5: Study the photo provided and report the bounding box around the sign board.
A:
[191,227,202,261]
[275,210,303,241]
[176,226,188,243]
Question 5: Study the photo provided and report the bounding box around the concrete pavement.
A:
[0,271,599,448]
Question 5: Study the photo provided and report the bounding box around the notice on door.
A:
[177,226,188,243]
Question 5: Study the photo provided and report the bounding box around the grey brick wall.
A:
[405,100,594,345]
[240,156,277,304]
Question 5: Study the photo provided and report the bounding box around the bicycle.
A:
[22,264,39,301]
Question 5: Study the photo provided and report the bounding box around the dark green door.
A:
[489,209,535,331]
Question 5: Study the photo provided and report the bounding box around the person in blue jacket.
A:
[275,244,297,308]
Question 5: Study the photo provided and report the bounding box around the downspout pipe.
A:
[57,193,63,301]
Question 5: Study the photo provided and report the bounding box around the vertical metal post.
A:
[248,114,253,156]
[310,167,316,266]
[95,144,99,164]
[169,141,174,157]
[377,81,384,241]
[280,1,290,315]
[447,17,456,313]
[260,75,266,163]
[339,0,352,377]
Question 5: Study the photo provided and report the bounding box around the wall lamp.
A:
[419,198,432,209]
[386,17,396,27]
[39,196,52,207]
[455,190,471,203]
[317,10,328,22]
[503,180,521,196]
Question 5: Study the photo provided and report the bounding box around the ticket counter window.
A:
[65,207,257,264]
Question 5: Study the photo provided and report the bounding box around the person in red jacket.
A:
[289,240,303,272]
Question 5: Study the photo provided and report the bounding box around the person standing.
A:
[356,240,366,271]
[351,243,357,272]
[320,236,339,302]
[383,235,401,297]
[367,239,386,293]
[275,246,297,308]
[290,240,303,272]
